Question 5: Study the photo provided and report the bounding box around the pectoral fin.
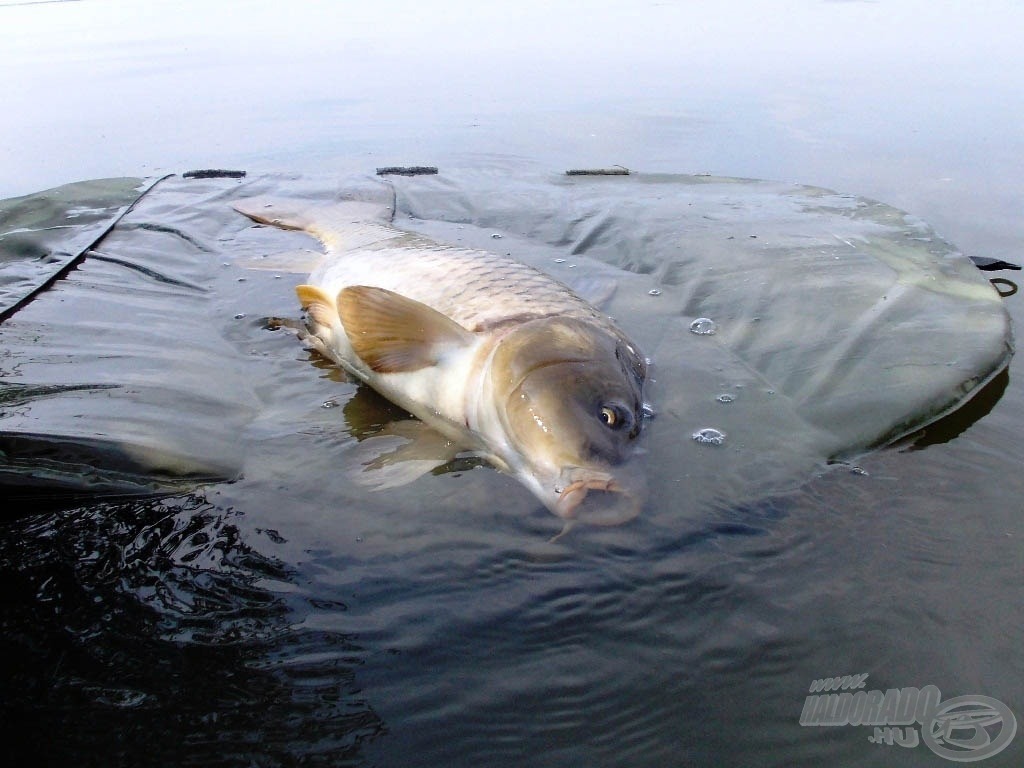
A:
[338,285,474,373]
[296,284,339,329]
[296,284,343,362]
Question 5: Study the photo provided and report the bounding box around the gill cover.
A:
[489,317,648,521]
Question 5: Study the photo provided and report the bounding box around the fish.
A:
[234,197,649,528]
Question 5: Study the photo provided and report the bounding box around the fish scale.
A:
[313,234,614,334]
[258,198,611,332]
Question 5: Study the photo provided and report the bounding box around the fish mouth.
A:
[554,471,644,526]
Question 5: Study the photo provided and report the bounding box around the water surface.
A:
[2,2,1023,767]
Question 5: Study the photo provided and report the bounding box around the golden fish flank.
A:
[235,198,648,526]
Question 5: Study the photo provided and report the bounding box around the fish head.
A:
[489,317,648,525]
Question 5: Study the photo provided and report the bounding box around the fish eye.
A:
[598,404,630,430]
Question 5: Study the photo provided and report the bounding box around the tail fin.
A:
[233,198,317,232]
[233,198,395,253]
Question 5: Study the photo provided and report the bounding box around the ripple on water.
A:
[0,496,384,764]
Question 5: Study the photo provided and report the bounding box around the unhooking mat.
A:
[0,170,1013,519]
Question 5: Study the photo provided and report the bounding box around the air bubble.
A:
[689,317,717,335]
[553,258,566,263]
[648,289,662,296]
[233,313,246,320]
[692,427,727,445]
[716,393,735,403]
[490,233,503,239]
[322,399,340,409]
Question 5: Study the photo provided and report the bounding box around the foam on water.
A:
[692,427,727,445]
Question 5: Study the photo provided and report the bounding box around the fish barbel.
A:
[234,198,648,527]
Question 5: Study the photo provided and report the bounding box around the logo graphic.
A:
[922,695,1017,762]
[800,675,1016,762]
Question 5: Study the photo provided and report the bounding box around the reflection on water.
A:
[0,494,384,765]
[897,368,1011,452]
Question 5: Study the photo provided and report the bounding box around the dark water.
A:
[3,2,1024,767]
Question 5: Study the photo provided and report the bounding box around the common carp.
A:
[234,198,648,527]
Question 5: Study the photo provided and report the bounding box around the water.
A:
[2,2,1024,767]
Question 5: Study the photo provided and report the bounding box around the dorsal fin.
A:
[338,285,474,373]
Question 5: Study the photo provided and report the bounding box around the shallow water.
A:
[2,2,1024,767]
